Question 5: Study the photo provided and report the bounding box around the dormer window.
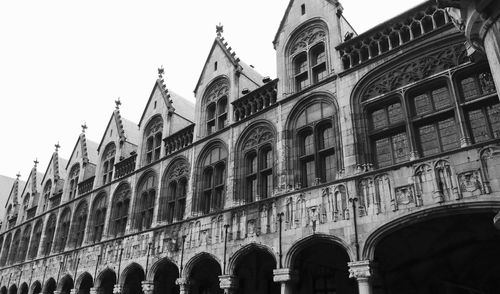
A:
[68,164,80,200]
[143,116,163,164]
[203,77,229,136]
[42,180,52,211]
[101,143,116,184]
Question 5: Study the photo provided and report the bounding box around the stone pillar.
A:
[69,289,78,294]
[53,291,62,294]
[175,278,190,294]
[112,284,122,294]
[348,260,373,294]
[141,281,154,294]
[218,275,238,294]
[273,268,297,294]
[89,287,103,294]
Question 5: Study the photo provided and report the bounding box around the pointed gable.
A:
[97,102,140,154]
[19,162,44,209]
[138,73,176,128]
[41,146,68,198]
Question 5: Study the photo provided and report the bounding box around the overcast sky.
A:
[0,0,424,181]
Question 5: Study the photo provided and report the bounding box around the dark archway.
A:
[30,281,42,294]
[18,283,27,294]
[76,273,93,294]
[122,264,144,294]
[96,269,116,294]
[189,256,222,294]
[233,248,279,294]
[43,278,56,294]
[291,239,355,294]
[373,213,500,293]
[0,286,7,294]
[152,259,179,294]
[58,275,74,294]
[8,284,17,294]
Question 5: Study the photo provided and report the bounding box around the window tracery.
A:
[71,201,88,248]
[28,220,43,259]
[110,183,131,237]
[134,172,156,230]
[90,192,107,243]
[55,208,71,252]
[42,180,52,211]
[68,164,80,200]
[42,214,57,255]
[203,78,229,136]
[101,143,116,184]
[159,159,189,223]
[144,116,163,164]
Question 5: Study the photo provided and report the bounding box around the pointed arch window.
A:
[55,208,71,252]
[203,78,229,136]
[70,201,88,248]
[0,233,11,266]
[8,230,20,265]
[159,159,189,223]
[28,220,43,259]
[90,192,107,243]
[143,116,163,164]
[22,193,30,220]
[101,143,116,184]
[17,225,31,263]
[42,180,52,211]
[134,172,156,230]
[68,164,80,200]
[43,214,57,256]
[109,183,131,237]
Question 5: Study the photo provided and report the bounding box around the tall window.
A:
[135,173,156,230]
[28,220,43,259]
[90,192,107,243]
[8,230,20,265]
[0,233,11,266]
[110,183,131,237]
[17,225,31,263]
[159,159,189,223]
[43,214,57,255]
[196,144,228,214]
[203,78,229,135]
[144,116,163,164]
[55,208,71,252]
[294,101,337,187]
[22,193,30,220]
[101,143,116,184]
[71,201,88,248]
[68,164,80,200]
[237,124,275,203]
[42,180,52,211]
[288,23,328,92]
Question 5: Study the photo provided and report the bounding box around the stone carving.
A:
[358,178,373,217]
[333,185,349,221]
[363,44,467,100]
[395,185,415,206]
[145,117,163,137]
[167,160,190,180]
[457,170,484,195]
[435,160,460,201]
[242,127,274,150]
[290,25,326,55]
[348,260,372,280]
[204,78,229,104]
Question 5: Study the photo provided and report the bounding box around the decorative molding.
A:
[290,25,326,55]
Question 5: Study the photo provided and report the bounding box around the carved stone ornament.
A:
[290,25,326,55]
[204,78,229,104]
[219,275,239,289]
[168,160,190,180]
[273,268,298,283]
[457,170,483,194]
[146,118,163,137]
[362,43,467,100]
[243,127,274,150]
[141,281,154,294]
[395,185,415,205]
[348,260,372,280]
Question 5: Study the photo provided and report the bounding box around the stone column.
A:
[175,278,190,294]
[53,291,62,294]
[69,289,78,294]
[141,281,154,294]
[218,275,238,294]
[89,287,103,294]
[112,284,122,294]
[348,260,373,294]
[273,268,297,294]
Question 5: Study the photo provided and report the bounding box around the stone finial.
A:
[16,172,21,180]
[34,158,39,168]
[158,66,164,79]
[216,22,224,37]
[115,97,121,110]
[55,142,60,152]
[81,122,88,133]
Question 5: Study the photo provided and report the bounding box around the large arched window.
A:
[28,220,43,259]
[89,192,107,243]
[288,98,340,188]
[143,116,163,165]
[8,230,21,265]
[194,142,228,214]
[42,214,57,255]
[134,172,156,230]
[235,122,276,203]
[68,164,80,200]
[287,21,328,92]
[0,233,11,266]
[101,143,116,184]
[17,225,31,263]
[42,180,52,212]
[70,200,88,248]
[159,158,189,223]
[55,208,71,252]
[203,78,229,136]
[109,183,131,237]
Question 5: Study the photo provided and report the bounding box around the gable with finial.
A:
[66,124,99,171]
[40,142,68,196]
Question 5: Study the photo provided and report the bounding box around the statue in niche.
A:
[458,170,483,195]
[285,197,293,229]
[295,194,307,227]
[435,160,459,201]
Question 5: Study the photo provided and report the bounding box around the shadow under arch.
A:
[74,272,93,294]
[118,262,144,285]
[226,242,277,275]
[56,274,74,294]
[18,283,28,294]
[94,267,116,294]
[146,256,179,281]
[148,257,180,294]
[29,281,42,294]
[182,251,221,278]
[184,252,222,294]
[42,278,56,294]
[8,284,17,294]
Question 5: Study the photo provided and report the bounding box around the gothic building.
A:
[1,0,500,293]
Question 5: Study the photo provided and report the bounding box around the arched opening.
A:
[8,285,17,294]
[372,213,500,293]
[43,278,56,294]
[96,269,116,294]
[122,264,144,294]
[189,256,222,294]
[233,248,279,294]
[58,275,74,294]
[18,283,27,294]
[290,239,355,294]
[30,281,42,294]
[0,286,7,294]
[77,273,93,294]
[153,259,179,294]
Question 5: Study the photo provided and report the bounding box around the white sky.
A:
[0,0,424,180]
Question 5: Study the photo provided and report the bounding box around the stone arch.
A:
[226,242,277,275]
[133,169,158,230]
[95,267,116,288]
[149,257,180,294]
[361,202,500,260]
[0,287,7,294]
[158,156,190,223]
[29,281,41,294]
[108,181,132,237]
[56,274,74,294]
[18,283,28,294]
[74,272,93,291]
[284,233,354,269]
[119,262,144,285]
[185,252,222,294]
[146,256,178,281]
[42,278,56,294]
[8,284,17,294]
[183,252,221,278]
[141,114,164,166]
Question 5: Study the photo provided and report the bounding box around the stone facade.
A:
[1,1,500,294]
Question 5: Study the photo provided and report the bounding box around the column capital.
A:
[273,268,298,283]
[218,275,238,290]
[54,291,62,294]
[112,284,122,294]
[348,260,373,280]
[70,289,78,294]
[141,280,154,294]
[89,287,103,294]
[175,277,190,286]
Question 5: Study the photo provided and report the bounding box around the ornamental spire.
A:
[216,22,224,37]
[33,158,39,168]
[115,97,121,110]
[81,122,88,133]
[55,142,60,152]
[158,66,164,80]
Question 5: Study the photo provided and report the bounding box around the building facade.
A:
[1,1,500,294]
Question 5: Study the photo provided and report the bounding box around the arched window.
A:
[68,164,80,200]
[203,78,229,136]
[8,230,21,265]
[0,233,11,266]
[159,158,189,223]
[42,214,57,255]
[89,192,107,243]
[101,143,116,184]
[70,201,88,248]
[236,123,276,203]
[22,193,30,220]
[17,225,31,263]
[288,22,328,92]
[290,99,339,187]
[134,172,156,230]
[143,116,163,165]
[109,183,131,237]
[55,208,71,252]
[195,142,228,214]
[42,180,52,212]
[28,220,43,259]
